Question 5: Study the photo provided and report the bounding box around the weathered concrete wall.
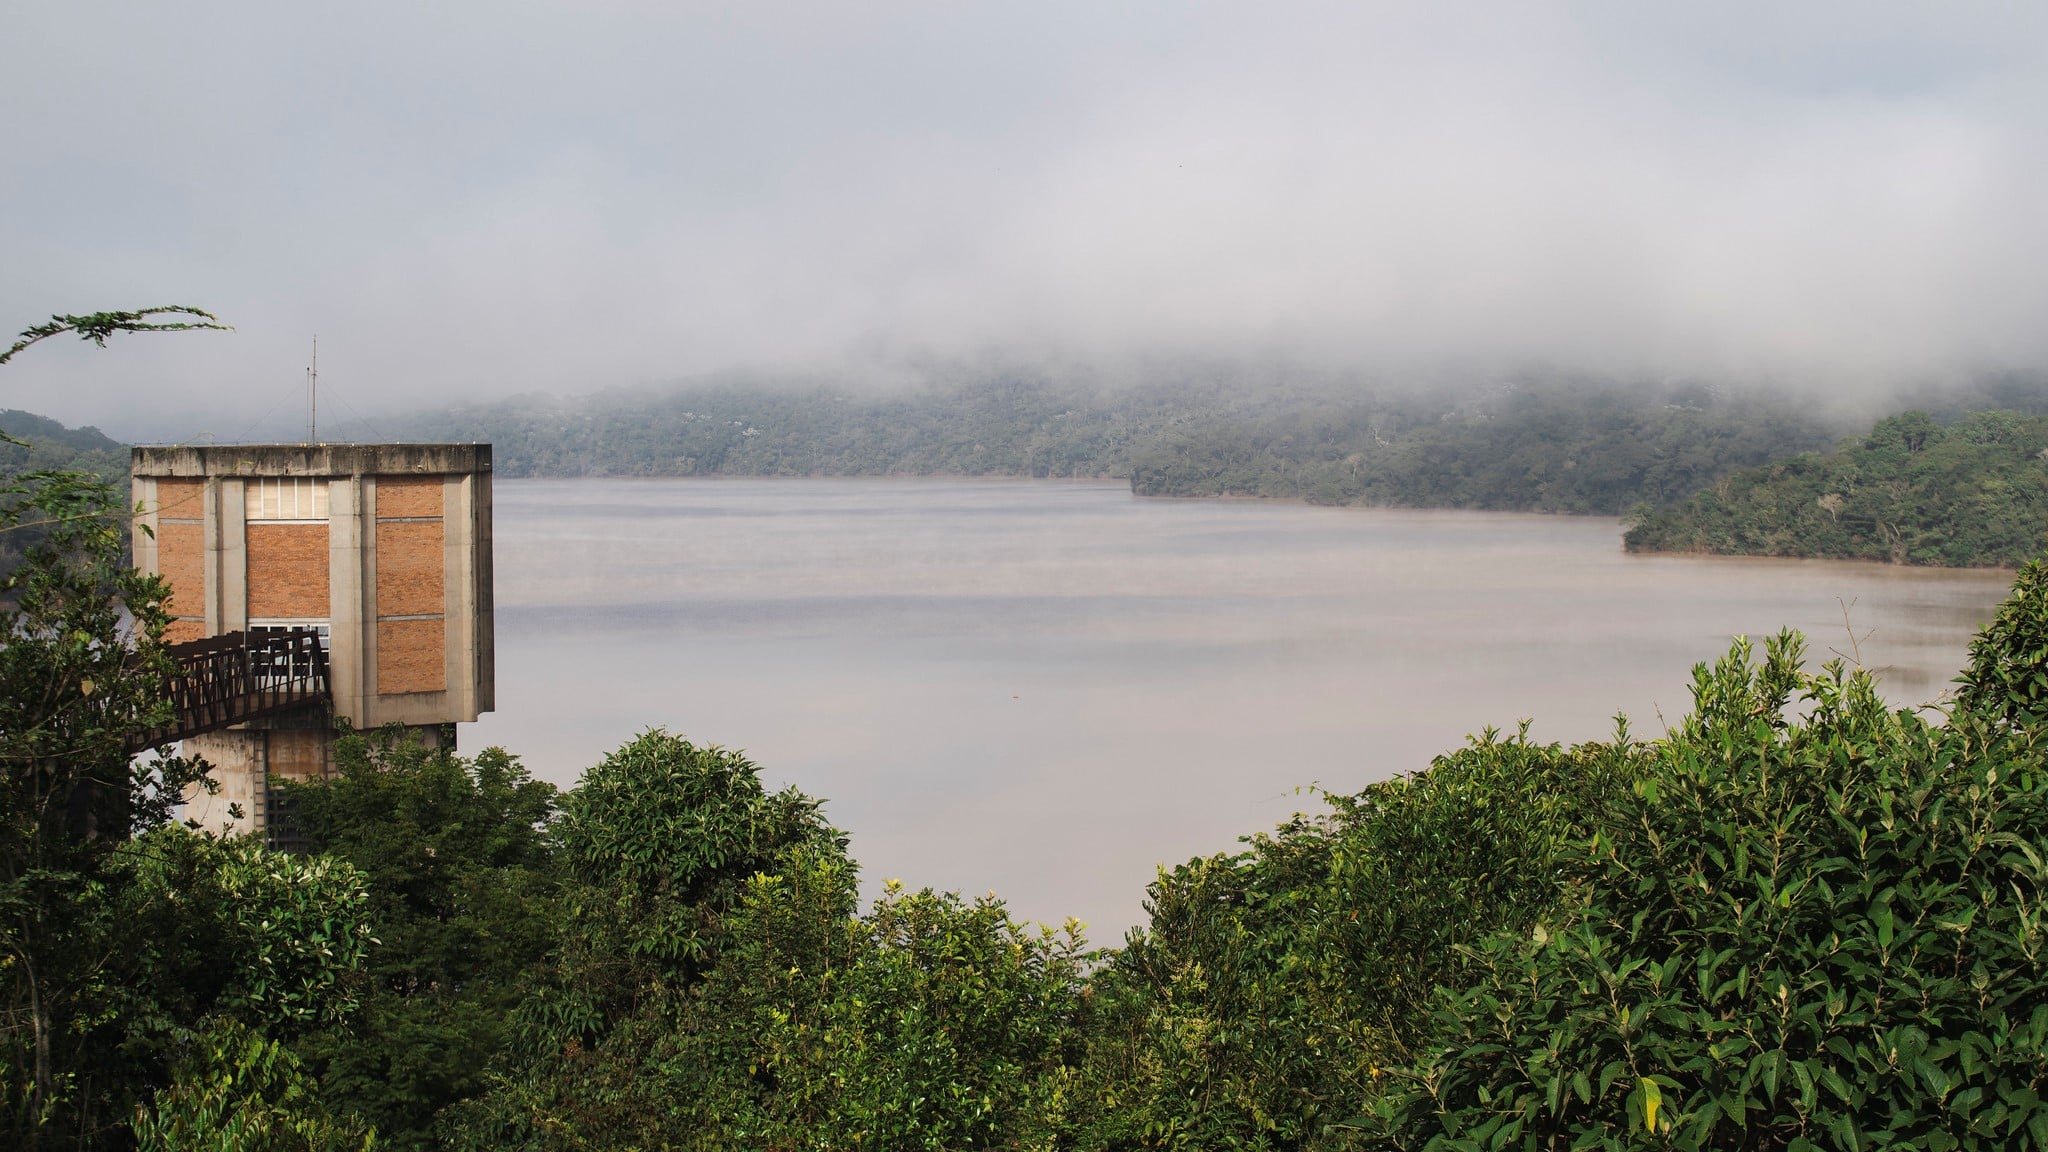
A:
[181,730,266,833]
[265,728,332,782]
[134,443,491,480]
[179,723,342,836]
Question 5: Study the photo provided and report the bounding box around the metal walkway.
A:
[130,628,330,752]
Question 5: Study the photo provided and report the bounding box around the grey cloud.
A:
[4,2,2047,437]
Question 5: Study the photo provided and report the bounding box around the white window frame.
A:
[244,477,330,522]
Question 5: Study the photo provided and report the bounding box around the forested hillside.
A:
[1626,408,2048,567]
[414,375,1846,514]
[1122,379,1838,512]
[0,408,130,574]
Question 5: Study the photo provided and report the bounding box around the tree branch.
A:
[1,306,231,368]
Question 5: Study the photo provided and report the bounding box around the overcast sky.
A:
[6,2,2048,439]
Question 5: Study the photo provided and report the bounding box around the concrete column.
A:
[220,478,248,631]
[327,476,368,726]
[202,477,223,635]
[442,472,475,717]
[360,475,380,726]
[132,476,159,579]
[474,469,495,713]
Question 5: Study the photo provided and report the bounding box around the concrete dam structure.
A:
[131,443,495,834]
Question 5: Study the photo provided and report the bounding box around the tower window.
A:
[245,477,330,521]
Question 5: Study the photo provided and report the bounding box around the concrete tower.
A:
[131,444,495,832]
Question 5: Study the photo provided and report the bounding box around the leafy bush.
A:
[1956,555,2048,726]
[121,827,377,1034]
[1364,631,2048,1150]
[133,1020,372,1152]
[661,865,1092,1150]
[445,731,1097,1150]
[1077,728,1643,1149]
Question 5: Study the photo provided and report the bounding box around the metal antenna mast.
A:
[306,336,318,444]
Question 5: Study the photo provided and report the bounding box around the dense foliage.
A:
[2,308,370,1148]
[269,735,561,1151]
[1079,728,1645,1149]
[440,732,1097,1149]
[1372,632,2048,1150]
[1626,408,2048,567]
[0,463,373,1147]
[412,375,1842,515]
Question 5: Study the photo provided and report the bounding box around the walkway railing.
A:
[130,629,330,752]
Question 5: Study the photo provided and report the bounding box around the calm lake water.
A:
[470,477,2014,938]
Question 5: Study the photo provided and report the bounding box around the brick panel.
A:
[247,523,331,619]
[376,476,444,519]
[377,617,446,694]
[164,619,207,645]
[156,520,205,620]
[154,478,206,522]
[376,520,445,617]
[266,730,330,781]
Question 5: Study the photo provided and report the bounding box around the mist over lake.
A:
[472,477,2010,937]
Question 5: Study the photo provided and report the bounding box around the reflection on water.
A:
[471,478,2012,937]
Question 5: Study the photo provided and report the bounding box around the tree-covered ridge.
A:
[412,375,1844,515]
[0,409,132,577]
[1625,408,2048,567]
[1122,380,1836,513]
[0,409,128,510]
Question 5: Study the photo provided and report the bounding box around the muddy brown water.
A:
[472,478,2013,938]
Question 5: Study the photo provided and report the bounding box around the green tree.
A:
[272,732,561,1150]
[654,865,1092,1150]
[1955,554,2048,726]
[0,305,376,1147]
[1076,728,1642,1150]
[0,406,197,1144]
[448,731,846,1146]
[116,826,377,1039]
